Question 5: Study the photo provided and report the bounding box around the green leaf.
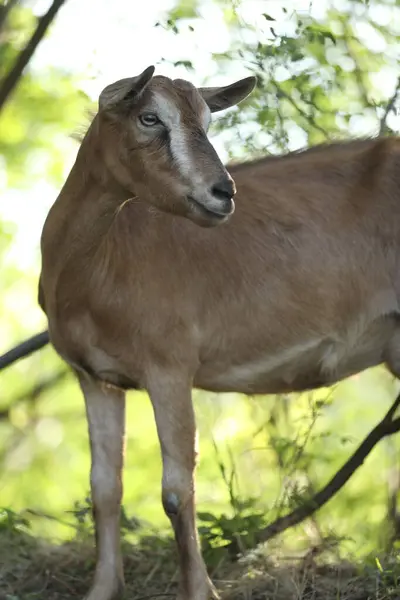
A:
[197,511,216,523]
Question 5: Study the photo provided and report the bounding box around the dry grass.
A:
[1,525,399,600]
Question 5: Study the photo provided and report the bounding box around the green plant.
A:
[198,498,267,567]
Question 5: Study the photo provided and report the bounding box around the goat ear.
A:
[199,75,257,113]
[99,66,155,112]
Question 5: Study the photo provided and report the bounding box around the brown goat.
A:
[39,65,400,600]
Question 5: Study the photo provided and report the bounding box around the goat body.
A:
[39,67,400,600]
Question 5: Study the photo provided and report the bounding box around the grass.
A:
[1,509,400,600]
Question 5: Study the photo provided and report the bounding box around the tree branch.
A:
[271,79,330,140]
[0,330,50,371]
[0,0,19,34]
[256,393,400,543]
[379,75,400,136]
[0,0,66,112]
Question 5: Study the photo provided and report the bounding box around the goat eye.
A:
[139,113,160,127]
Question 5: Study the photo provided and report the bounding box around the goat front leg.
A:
[147,370,218,600]
[78,374,126,600]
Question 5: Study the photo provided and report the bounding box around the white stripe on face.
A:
[152,90,212,183]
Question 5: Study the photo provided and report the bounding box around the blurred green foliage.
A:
[1,0,400,567]
[0,1,90,189]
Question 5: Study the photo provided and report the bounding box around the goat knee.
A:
[162,480,193,520]
[161,460,194,519]
[162,490,181,516]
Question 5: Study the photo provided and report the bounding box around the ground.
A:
[1,522,400,600]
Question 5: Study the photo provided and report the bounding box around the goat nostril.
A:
[211,178,236,201]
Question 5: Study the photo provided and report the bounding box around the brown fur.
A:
[39,68,400,600]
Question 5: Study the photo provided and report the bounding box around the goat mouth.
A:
[187,196,234,221]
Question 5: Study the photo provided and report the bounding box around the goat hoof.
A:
[83,577,124,600]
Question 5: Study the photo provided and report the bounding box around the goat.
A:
[39,65,400,600]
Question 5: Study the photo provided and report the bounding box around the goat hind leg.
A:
[79,374,126,600]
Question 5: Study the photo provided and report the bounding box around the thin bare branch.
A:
[256,393,400,543]
[379,75,400,135]
[0,0,19,33]
[0,0,66,111]
[0,330,50,371]
[271,79,330,140]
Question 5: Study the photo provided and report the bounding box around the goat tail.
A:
[0,330,50,371]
